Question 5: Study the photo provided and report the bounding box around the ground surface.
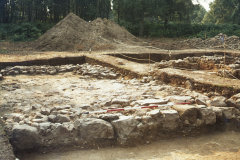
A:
[1,37,240,159]
[0,119,15,160]
[87,54,240,88]
[20,131,240,160]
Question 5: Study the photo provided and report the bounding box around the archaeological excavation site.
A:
[2,13,240,159]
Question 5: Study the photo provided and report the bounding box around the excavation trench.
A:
[0,53,240,158]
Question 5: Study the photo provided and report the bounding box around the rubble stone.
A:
[74,118,114,139]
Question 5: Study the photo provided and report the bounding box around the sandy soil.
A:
[19,131,240,160]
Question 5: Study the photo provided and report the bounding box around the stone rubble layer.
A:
[1,63,240,151]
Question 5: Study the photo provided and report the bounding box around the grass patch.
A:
[0,49,11,54]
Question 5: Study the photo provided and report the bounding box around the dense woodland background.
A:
[1,0,240,41]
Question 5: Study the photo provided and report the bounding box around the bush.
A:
[0,22,55,42]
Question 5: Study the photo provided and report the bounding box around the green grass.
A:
[0,49,11,54]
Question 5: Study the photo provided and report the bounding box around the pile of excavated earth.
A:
[33,13,139,52]
[181,33,240,50]
[152,54,240,79]
[1,63,240,152]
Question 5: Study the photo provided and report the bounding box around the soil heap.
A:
[34,13,138,51]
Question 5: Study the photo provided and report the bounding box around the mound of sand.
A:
[34,13,138,51]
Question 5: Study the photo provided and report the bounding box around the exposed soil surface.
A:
[0,120,15,160]
[1,13,240,160]
[19,131,240,160]
[87,54,240,89]
[32,13,140,52]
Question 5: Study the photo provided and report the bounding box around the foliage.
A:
[0,0,112,23]
[191,5,207,23]
[202,0,240,24]
[118,20,240,39]
[0,22,55,42]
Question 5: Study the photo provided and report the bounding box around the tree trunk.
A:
[139,16,144,37]
[68,0,70,13]
[50,12,52,23]
[164,17,168,28]
[35,8,37,21]
[10,0,13,22]
[117,0,120,23]
[76,2,78,16]
[32,1,34,22]
[28,4,31,22]
[21,4,24,22]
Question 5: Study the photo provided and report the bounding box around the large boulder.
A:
[74,118,114,139]
[56,114,70,123]
[160,110,179,130]
[206,100,227,107]
[225,99,237,107]
[111,116,139,141]
[230,93,240,101]
[214,107,236,119]
[196,106,216,125]
[11,125,39,150]
[172,105,197,124]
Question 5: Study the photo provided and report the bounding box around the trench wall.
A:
[0,56,85,70]
[109,51,240,64]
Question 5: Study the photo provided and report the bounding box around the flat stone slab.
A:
[136,99,169,106]
[168,96,192,103]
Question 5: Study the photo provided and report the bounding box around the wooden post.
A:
[149,53,151,71]
[205,31,206,53]
[224,34,226,78]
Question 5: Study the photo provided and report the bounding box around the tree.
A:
[191,4,207,23]
[202,0,240,24]
[112,0,123,23]
[160,0,195,26]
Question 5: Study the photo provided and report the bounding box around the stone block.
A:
[172,105,197,124]
[160,110,179,130]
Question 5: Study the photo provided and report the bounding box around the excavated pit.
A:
[1,54,240,158]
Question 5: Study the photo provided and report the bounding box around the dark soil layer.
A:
[0,56,85,70]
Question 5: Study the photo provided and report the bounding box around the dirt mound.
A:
[34,13,138,52]
[181,33,240,50]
